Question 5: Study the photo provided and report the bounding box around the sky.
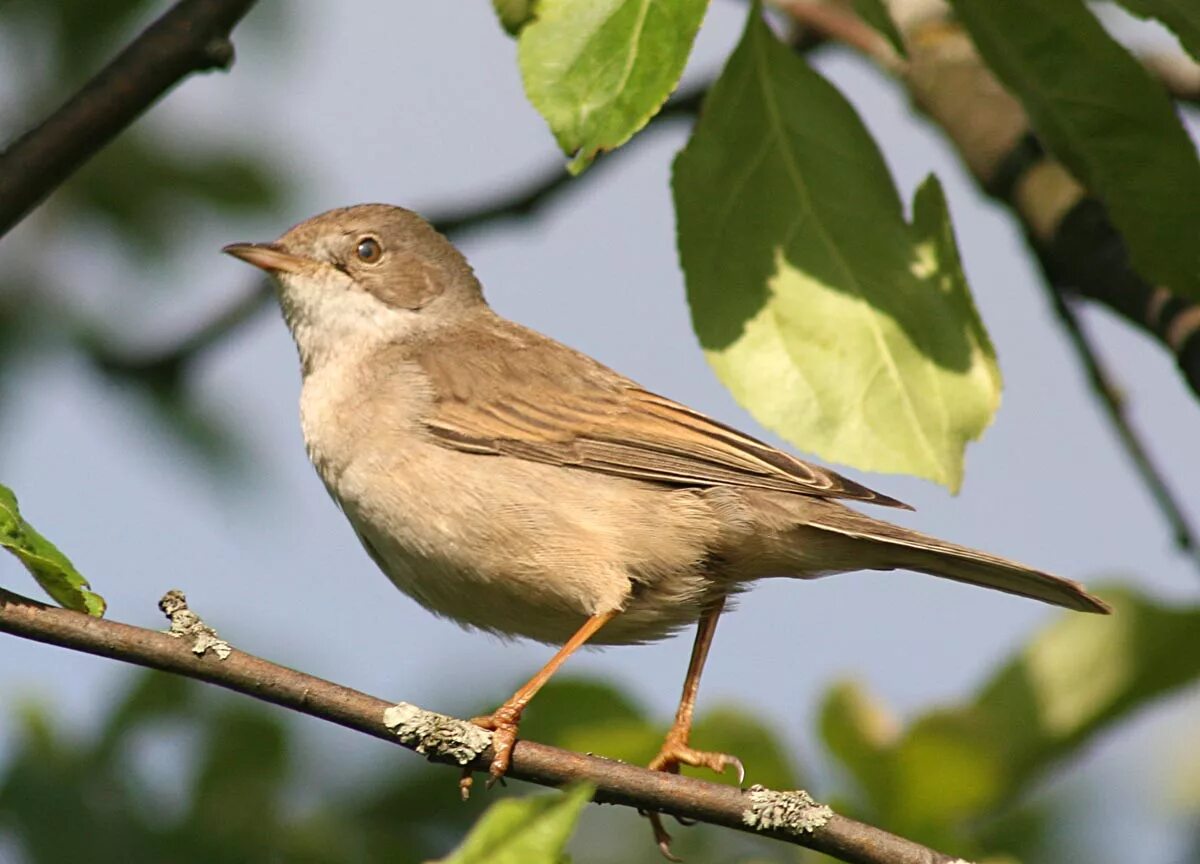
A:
[2,2,1199,861]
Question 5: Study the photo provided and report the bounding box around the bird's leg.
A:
[466,608,618,795]
[646,596,742,860]
[648,595,742,779]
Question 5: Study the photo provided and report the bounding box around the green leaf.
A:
[673,8,1001,490]
[66,132,283,257]
[818,681,898,812]
[97,671,197,756]
[494,0,535,35]
[852,0,907,57]
[518,0,709,173]
[949,0,1200,301]
[437,783,593,864]
[187,704,291,842]
[0,483,105,615]
[516,678,661,766]
[821,585,1200,848]
[1112,0,1200,62]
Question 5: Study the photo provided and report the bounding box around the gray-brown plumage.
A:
[224,203,1109,793]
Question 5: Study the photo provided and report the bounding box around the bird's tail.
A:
[804,509,1111,614]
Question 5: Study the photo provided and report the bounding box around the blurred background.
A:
[1,1,1198,862]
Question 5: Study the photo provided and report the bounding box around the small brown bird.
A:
[224,203,1109,798]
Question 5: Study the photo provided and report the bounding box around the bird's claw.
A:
[464,707,522,794]
[642,736,747,858]
[648,812,683,862]
[648,741,745,787]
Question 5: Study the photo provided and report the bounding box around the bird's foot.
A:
[459,705,522,800]
[648,737,745,783]
[644,732,745,859]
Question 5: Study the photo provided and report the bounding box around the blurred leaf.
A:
[0,482,105,615]
[520,679,804,789]
[818,681,898,812]
[518,678,661,765]
[974,798,1059,864]
[494,0,534,35]
[97,671,196,755]
[673,7,1000,491]
[66,132,282,256]
[518,0,709,173]
[187,704,290,840]
[821,584,1200,850]
[436,783,593,864]
[852,0,907,57]
[976,585,1200,784]
[949,0,1200,301]
[0,699,164,864]
[1112,0,1200,62]
[351,766,492,864]
[2,0,153,81]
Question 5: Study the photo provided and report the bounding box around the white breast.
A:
[297,349,723,647]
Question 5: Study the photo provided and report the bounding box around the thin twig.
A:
[0,0,260,237]
[0,587,968,864]
[1044,292,1199,562]
[777,0,902,70]
[435,77,706,236]
[91,277,274,391]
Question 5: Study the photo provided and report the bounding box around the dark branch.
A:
[0,0,260,238]
[990,139,1200,402]
[0,587,967,864]
[430,78,706,236]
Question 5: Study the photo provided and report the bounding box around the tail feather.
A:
[807,513,1111,615]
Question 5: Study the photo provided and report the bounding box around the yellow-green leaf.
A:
[518,0,709,173]
[819,680,898,810]
[493,0,534,36]
[0,483,105,616]
[673,8,1000,490]
[437,783,593,864]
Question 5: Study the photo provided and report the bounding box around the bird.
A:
[223,202,1109,809]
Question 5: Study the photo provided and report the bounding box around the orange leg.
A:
[649,595,741,778]
[647,596,742,859]
[467,609,618,793]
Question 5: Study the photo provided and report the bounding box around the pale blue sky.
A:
[2,3,1198,861]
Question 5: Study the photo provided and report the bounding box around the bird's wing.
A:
[414,318,911,509]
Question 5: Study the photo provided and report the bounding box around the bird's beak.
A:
[222,242,310,274]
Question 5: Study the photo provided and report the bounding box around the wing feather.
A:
[414,318,911,509]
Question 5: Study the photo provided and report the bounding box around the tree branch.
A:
[0,587,968,864]
[777,0,1199,568]
[1140,52,1200,106]
[0,0,260,238]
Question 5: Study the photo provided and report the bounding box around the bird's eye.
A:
[356,237,382,263]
